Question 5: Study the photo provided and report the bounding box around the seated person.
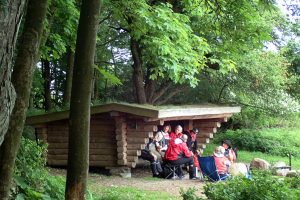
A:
[169,125,183,141]
[222,140,236,163]
[141,127,170,177]
[164,134,196,180]
[153,124,171,152]
[213,146,231,179]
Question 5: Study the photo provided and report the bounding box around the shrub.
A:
[13,137,65,199]
[203,171,300,200]
[213,129,300,158]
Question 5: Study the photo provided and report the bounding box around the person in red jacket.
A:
[164,134,196,179]
[169,125,184,141]
[213,146,231,179]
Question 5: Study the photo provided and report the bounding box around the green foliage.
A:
[91,186,176,200]
[180,187,202,200]
[13,137,65,199]
[213,127,300,158]
[202,171,300,200]
[94,65,122,86]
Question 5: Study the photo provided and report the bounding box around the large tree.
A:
[106,0,280,104]
[0,0,48,198]
[0,0,26,146]
[65,0,101,199]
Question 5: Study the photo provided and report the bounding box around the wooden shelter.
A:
[26,102,240,170]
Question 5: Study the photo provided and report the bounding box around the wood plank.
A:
[47,154,116,161]
[199,132,214,138]
[197,137,210,143]
[127,162,137,168]
[117,160,127,165]
[126,137,148,144]
[194,122,221,128]
[48,148,117,155]
[47,136,115,143]
[126,132,153,138]
[127,144,145,150]
[48,142,115,149]
[127,125,157,132]
[127,150,141,156]
[117,146,126,153]
[47,160,117,167]
[199,127,217,133]
[127,156,138,163]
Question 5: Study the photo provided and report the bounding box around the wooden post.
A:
[115,117,127,166]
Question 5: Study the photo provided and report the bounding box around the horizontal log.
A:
[199,132,214,138]
[47,159,117,167]
[127,125,157,132]
[91,126,115,132]
[127,162,137,168]
[127,150,141,156]
[48,148,117,155]
[199,127,217,134]
[127,132,153,138]
[117,160,127,166]
[143,120,164,126]
[48,142,115,149]
[126,137,148,144]
[117,140,127,147]
[47,154,116,161]
[194,122,221,128]
[47,136,115,143]
[127,144,145,150]
[197,137,210,143]
[117,146,126,153]
[115,135,126,141]
[117,153,126,160]
[127,156,138,163]
[194,117,228,123]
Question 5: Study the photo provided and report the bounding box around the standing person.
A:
[185,128,200,170]
[213,146,231,180]
[169,125,183,141]
[222,140,236,163]
[164,134,197,180]
[186,128,199,153]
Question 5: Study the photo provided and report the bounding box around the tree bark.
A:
[0,0,26,146]
[0,0,48,199]
[130,38,147,104]
[65,0,101,199]
[42,59,52,110]
[63,49,75,106]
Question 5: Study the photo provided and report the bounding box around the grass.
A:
[203,143,300,169]
[89,185,178,200]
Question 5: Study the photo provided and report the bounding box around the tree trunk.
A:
[0,0,26,146]
[65,0,101,199]
[130,38,147,104]
[42,59,52,110]
[63,49,75,106]
[0,0,48,199]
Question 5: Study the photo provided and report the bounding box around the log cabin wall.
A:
[193,119,223,149]
[38,113,117,167]
[125,119,159,168]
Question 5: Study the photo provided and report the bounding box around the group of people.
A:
[141,124,201,180]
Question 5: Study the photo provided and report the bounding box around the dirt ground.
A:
[50,164,206,199]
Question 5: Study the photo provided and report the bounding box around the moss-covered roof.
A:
[26,102,241,125]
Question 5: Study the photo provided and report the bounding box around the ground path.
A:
[50,166,206,199]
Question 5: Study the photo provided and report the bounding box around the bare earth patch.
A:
[50,166,206,199]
